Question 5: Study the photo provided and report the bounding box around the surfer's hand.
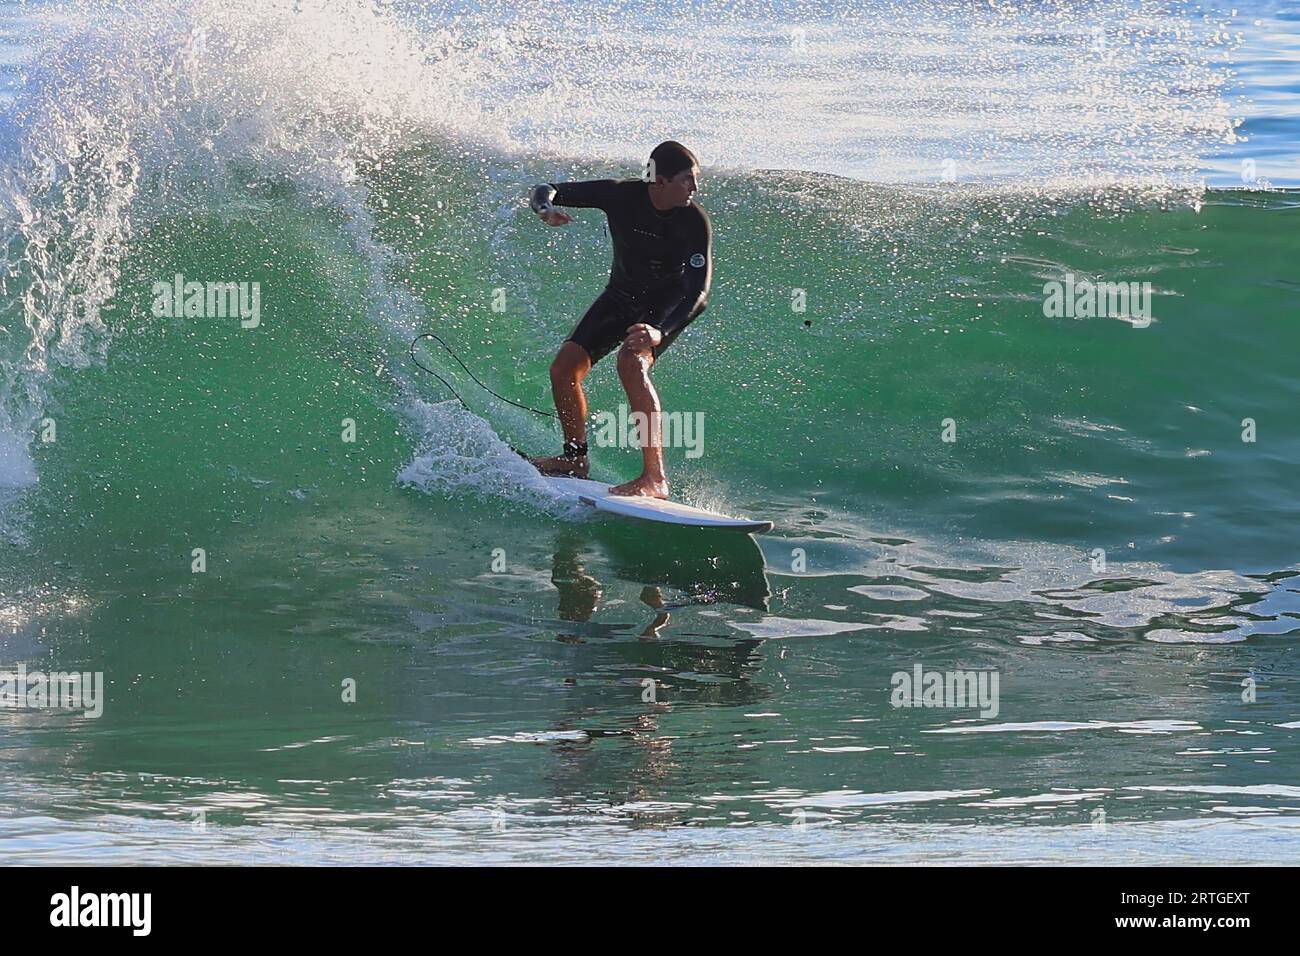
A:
[623,323,662,352]
[539,208,572,226]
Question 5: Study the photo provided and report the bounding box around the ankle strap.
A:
[562,439,589,460]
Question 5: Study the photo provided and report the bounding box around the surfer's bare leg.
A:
[610,330,670,499]
[531,342,592,477]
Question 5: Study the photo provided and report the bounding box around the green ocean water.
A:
[1,0,1299,863]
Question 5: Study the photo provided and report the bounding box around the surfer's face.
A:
[660,166,699,206]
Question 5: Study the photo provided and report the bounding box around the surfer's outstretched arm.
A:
[529,180,620,225]
[531,179,620,210]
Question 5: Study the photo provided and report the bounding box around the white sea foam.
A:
[775,788,993,808]
[397,397,587,520]
[925,719,1202,735]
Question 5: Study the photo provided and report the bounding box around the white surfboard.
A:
[543,475,773,534]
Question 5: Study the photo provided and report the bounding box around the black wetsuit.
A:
[535,179,712,363]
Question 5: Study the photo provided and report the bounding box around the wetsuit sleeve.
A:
[654,208,712,346]
[545,179,621,211]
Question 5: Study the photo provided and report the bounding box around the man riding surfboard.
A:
[525,140,712,500]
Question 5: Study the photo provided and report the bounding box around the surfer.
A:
[526,140,712,499]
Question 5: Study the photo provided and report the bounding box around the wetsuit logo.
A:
[689,253,706,268]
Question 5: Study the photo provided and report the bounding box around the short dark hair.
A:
[648,141,698,182]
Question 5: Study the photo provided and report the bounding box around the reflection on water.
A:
[550,525,770,642]
[2,493,1298,868]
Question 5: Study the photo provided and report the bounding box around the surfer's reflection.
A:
[552,533,602,629]
[551,532,673,640]
[638,586,671,639]
[549,523,770,641]
[536,528,773,809]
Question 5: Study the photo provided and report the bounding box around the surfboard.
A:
[542,475,773,534]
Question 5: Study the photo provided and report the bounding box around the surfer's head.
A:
[647,140,699,208]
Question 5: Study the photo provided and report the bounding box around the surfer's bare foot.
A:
[609,474,669,499]
[528,453,588,478]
